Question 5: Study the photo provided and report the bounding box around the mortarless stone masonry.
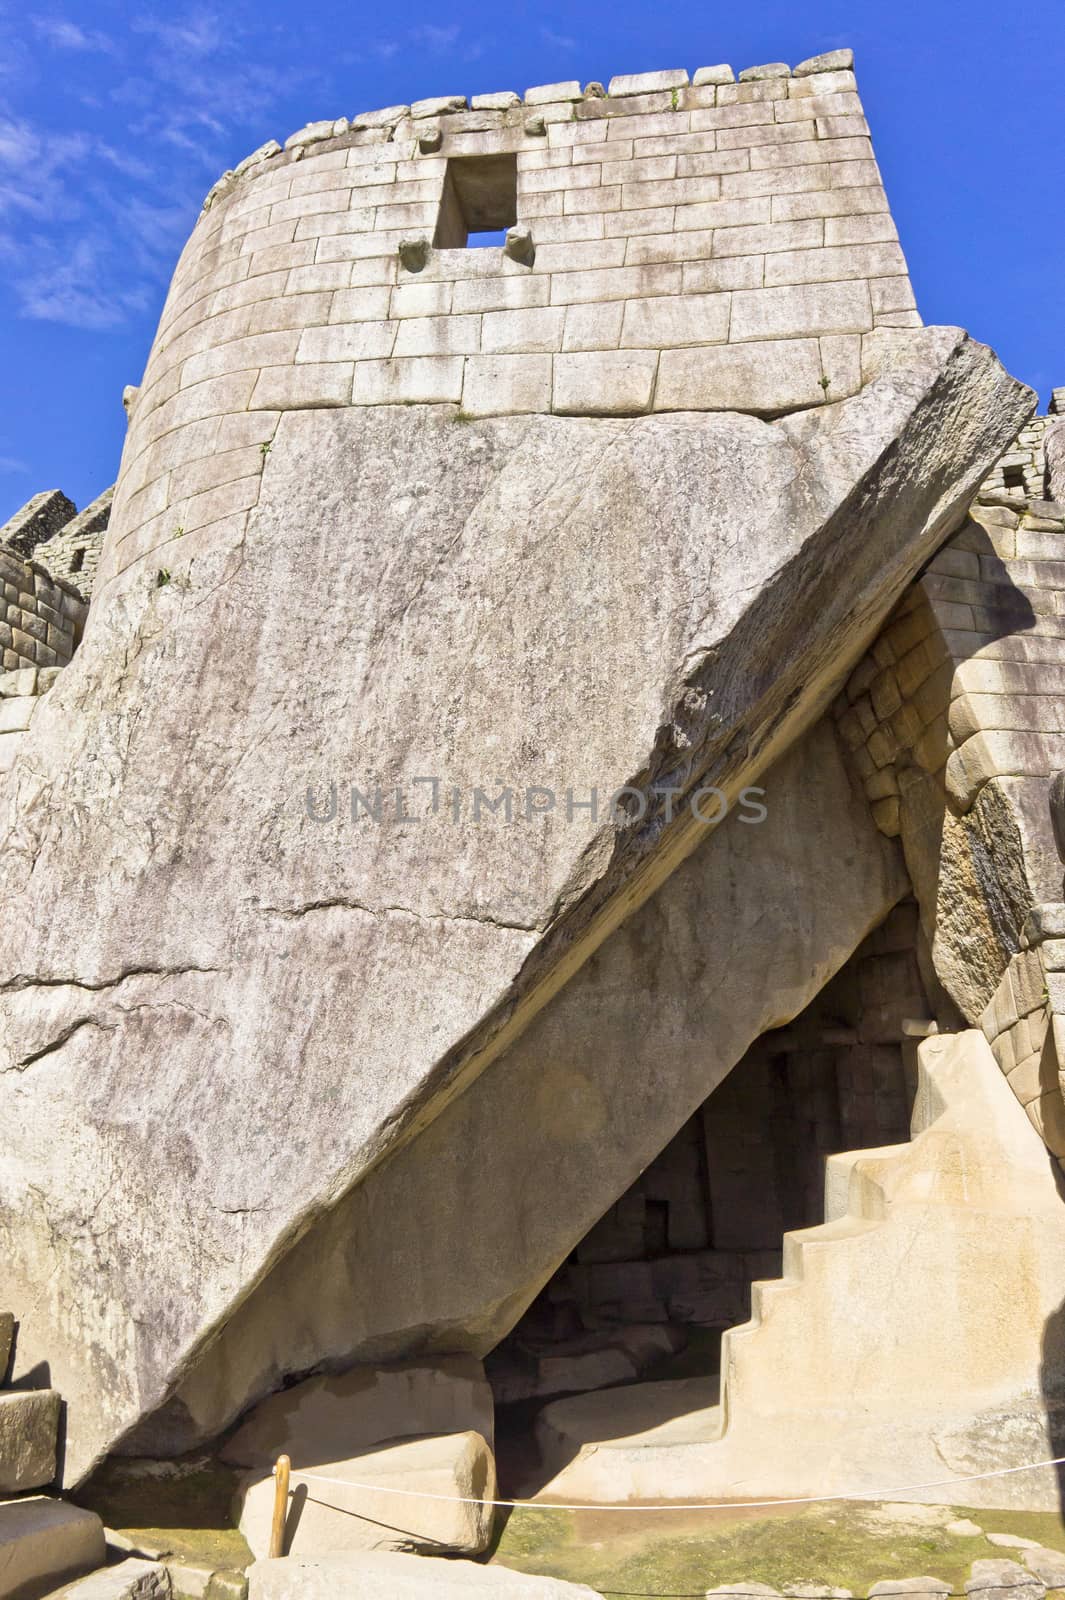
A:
[100,54,917,595]
[0,544,87,674]
[31,486,114,599]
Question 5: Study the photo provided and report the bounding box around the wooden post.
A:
[269,1454,291,1559]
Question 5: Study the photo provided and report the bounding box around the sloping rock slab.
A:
[0,328,1031,1481]
[247,1551,599,1598]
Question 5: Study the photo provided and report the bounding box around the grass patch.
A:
[491,1499,1065,1598]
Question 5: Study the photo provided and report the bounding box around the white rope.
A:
[281,1452,1065,1513]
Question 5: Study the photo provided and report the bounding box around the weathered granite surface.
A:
[150,716,908,1453]
[0,327,1031,1480]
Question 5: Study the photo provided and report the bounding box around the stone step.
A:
[0,1392,61,1493]
[0,1496,105,1600]
[39,1559,168,1600]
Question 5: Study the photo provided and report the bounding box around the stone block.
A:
[206,1574,248,1600]
[724,160,882,201]
[450,279,545,322]
[353,357,464,405]
[1022,1551,1065,1589]
[461,355,552,416]
[623,175,723,209]
[689,101,777,132]
[693,65,736,87]
[656,337,824,414]
[676,196,774,232]
[470,92,521,110]
[0,1388,60,1491]
[525,81,583,105]
[765,242,909,287]
[296,323,395,362]
[246,1552,600,1598]
[620,292,730,348]
[681,258,766,293]
[818,333,862,398]
[0,696,36,735]
[946,730,1065,811]
[549,262,682,306]
[965,1560,1045,1600]
[393,315,481,358]
[609,70,689,95]
[713,219,823,257]
[731,281,872,341]
[739,62,791,80]
[817,113,871,140]
[250,364,353,410]
[561,302,624,351]
[387,279,452,320]
[718,120,816,150]
[538,214,608,244]
[789,69,859,97]
[410,95,466,119]
[676,148,757,176]
[166,1564,211,1598]
[53,1559,172,1600]
[238,1431,496,1559]
[825,212,898,246]
[480,307,565,355]
[0,1497,105,1596]
[562,184,623,216]
[773,186,889,223]
[553,350,657,414]
[719,80,788,106]
[794,49,855,75]
[0,668,37,698]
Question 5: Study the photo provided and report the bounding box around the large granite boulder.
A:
[151,715,909,1452]
[0,327,1031,1480]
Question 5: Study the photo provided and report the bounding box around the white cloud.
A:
[31,16,115,53]
[540,25,577,50]
[0,455,29,475]
[410,23,461,52]
[0,6,303,330]
[130,8,228,57]
[14,235,153,329]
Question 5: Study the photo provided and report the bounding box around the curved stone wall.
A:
[98,56,916,598]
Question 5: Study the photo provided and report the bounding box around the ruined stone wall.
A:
[99,50,916,597]
[31,487,113,599]
[0,491,76,560]
[0,545,87,675]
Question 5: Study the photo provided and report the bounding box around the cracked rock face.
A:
[0,327,1031,1480]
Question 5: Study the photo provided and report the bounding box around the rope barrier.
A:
[277,1451,1065,1513]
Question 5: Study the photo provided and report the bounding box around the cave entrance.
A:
[488,899,926,1429]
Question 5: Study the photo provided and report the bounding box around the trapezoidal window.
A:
[434,154,517,249]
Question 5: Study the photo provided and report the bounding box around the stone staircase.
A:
[536,1029,1065,1510]
[0,1313,167,1600]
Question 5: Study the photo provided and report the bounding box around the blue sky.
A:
[0,0,1062,521]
